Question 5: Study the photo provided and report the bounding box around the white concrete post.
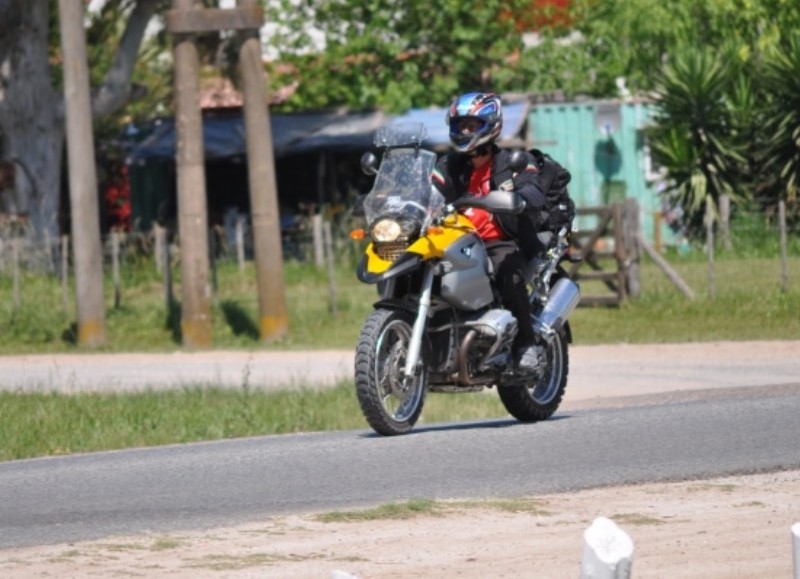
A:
[580,517,634,579]
[792,522,800,579]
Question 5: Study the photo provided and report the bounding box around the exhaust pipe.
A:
[534,278,580,340]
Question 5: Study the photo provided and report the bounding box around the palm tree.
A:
[760,33,800,211]
[647,45,747,238]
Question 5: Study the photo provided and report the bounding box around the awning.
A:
[127,101,529,162]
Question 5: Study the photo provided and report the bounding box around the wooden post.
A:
[624,199,640,299]
[58,0,107,346]
[61,235,69,313]
[719,194,732,251]
[313,213,325,267]
[706,199,716,299]
[323,220,337,315]
[112,231,121,309]
[155,225,174,309]
[12,237,20,310]
[580,517,634,579]
[613,203,627,303]
[235,216,245,273]
[209,227,218,307]
[636,233,695,300]
[653,211,663,253]
[237,0,289,341]
[153,224,164,274]
[172,0,212,347]
[779,200,789,293]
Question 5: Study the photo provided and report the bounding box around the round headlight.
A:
[370,218,403,242]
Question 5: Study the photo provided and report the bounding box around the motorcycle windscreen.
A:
[362,148,441,225]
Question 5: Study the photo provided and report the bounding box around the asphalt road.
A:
[1,383,800,549]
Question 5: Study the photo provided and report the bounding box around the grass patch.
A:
[1,254,799,354]
[611,513,667,526]
[317,499,442,523]
[317,497,553,523]
[188,552,305,571]
[0,382,512,461]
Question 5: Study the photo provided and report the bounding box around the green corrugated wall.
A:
[529,100,663,244]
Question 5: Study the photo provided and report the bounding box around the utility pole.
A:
[167,1,288,344]
[58,0,107,347]
[238,0,288,341]
[171,0,212,347]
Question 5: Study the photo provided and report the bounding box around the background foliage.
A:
[71,1,800,240]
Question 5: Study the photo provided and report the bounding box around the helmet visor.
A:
[452,117,487,136]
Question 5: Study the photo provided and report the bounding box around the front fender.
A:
[356,252,422,284]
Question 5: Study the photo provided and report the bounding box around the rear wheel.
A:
[498,331,568,422]
[354,309,426,435]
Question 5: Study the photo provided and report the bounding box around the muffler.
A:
[533,278,581,340]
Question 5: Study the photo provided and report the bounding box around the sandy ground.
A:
[1,341,799,577]
[1,470,798,578]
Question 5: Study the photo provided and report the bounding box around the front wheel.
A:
[354,308,426,436]
[498,331,568,422]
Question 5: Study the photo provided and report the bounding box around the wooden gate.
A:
[568,202,634,307]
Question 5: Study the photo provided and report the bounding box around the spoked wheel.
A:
[498,331,568,422]
[354,308,426,435]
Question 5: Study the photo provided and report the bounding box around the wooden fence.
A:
[570,199,696,307]
[568,200,652,307]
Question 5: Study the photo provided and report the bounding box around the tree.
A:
[519,0,800,99]
[0,0,160,240]
[264,0,532,113]
[760,32,800,207]
[647,45,747,237]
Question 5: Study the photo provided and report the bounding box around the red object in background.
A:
[104,164,132,231]
[502,0,573,32]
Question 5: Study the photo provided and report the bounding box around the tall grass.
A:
[1,248,798,354]
[0,382,507,461]
[573,254,800,344]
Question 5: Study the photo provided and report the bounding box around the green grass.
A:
[0,382,508,461]
[0,259,377,354]
[0,246,798,461]
[1,252,798,353]
[572,254,800,344]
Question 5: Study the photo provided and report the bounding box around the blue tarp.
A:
[128,102,529,162]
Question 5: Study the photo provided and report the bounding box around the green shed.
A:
[529,99,668,245]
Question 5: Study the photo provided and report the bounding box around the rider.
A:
[431,92,547,372]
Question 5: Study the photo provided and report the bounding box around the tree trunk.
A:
[0,0,160,241]
[0,2,64,241]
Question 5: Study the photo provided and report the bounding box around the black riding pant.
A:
[485,240,535,349]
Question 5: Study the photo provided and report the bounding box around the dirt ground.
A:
[1,469,798,578]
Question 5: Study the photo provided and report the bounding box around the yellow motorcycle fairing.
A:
[363,213,476,275]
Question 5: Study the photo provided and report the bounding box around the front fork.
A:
[402,263,435,381]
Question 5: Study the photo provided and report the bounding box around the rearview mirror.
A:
[508,150,528,173]
[360,152,378,176]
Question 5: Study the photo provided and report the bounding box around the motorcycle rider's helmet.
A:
[446,92,503,154]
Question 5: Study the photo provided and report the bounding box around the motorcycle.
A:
[351,123,580,436]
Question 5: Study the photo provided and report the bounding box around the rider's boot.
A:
[515,341,544,372]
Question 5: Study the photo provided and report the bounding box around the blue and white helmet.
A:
[446,92,503,153]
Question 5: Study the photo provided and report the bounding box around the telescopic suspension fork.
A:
[402,264,435,383]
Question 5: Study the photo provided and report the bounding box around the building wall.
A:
[529,100,667,244]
